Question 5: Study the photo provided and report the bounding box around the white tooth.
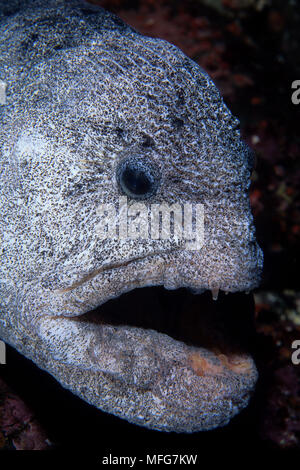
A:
[211,288,219,301]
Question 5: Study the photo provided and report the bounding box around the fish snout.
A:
[164,238,263,297]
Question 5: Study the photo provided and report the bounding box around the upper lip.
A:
[54,249,179,295]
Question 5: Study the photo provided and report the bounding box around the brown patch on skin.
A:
[217,353,253,374]
[188,352,223,377]
[189,350,253,377]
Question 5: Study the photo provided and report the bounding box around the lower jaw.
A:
[35,287,258,433]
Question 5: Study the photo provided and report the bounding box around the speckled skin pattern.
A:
[0,0,263,432]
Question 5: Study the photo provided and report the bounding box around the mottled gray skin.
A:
[0,0,263,432]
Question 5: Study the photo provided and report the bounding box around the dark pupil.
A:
[121,166,152,196]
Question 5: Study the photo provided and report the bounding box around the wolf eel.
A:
[0,0,263,432]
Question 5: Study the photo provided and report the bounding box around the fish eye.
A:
[116,157,160,199]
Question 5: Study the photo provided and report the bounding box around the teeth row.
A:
[210,289,252,300]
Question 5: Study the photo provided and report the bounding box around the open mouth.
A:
[37,278,258,433]
[78,286,255,358]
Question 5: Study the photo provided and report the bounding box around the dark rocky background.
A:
[0,0,299,457]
